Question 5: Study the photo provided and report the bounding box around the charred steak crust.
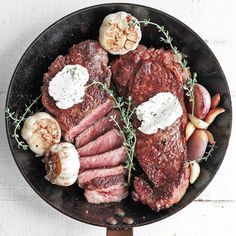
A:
[111,45,190,211]
[41,40,113,142]
[85,173,126,190]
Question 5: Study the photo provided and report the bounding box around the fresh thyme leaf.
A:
[5,95,42,150]
[90,81,136,187]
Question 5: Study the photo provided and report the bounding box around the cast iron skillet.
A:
[5,3,232,235]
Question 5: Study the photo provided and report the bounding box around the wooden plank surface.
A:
[0,0,235,235]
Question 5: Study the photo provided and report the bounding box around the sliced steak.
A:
[41,40,113,142]
[75,109,121,148]
[85,173,125,190]
[64,99,113,142]
[80,147,126,171]
[78,165,125,188]
[111,46,189,211]
[77,129,124,157]
[84,184,128,204]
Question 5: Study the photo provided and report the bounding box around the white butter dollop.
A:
[48,64,89,109]
[136,92,183,134]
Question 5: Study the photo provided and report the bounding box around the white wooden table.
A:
[0,0,235,235]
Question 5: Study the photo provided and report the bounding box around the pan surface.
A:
[5,3,232,229]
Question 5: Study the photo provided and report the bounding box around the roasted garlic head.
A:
[99,11,141,55]
[44,142,80,186]
[21,112,61,155]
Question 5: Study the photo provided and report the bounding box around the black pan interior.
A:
[5,3,232,229]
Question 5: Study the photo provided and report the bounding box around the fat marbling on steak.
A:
[41,40,113,142]
[111,45,190,211]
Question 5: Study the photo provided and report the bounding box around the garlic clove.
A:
[189,161,201,184]
[185,121,196,141]
[188,113,209,129]
[205,130,216,145]
[210,93,221,109]
[204,108,225,125]
[21,112,61,155]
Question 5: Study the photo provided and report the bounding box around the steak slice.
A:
[85,173,126,190]
[78,165,125,188]
[111,46,189,211]
[77,129,124,157]
[64,99,113,142]
[84,184,128,204]
[80,147,126,171]
[41,40,113,142]
[75,109,121,148]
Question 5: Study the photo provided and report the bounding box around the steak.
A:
[132,167,190,211]
[78,165,125,188]
[41,40,113,142]
[80,147,126,171]
[75,109,121,148]
[85,173,125,190]
[111,46,190,211]
[77,128,124,157]
[84,184,128,204]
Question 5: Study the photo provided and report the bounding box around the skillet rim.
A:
[5,2,232,228]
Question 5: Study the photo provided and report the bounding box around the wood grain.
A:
[0,0,236,235]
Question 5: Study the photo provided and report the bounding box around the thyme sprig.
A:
[138,19,197,115]
[5,95,42,150]
[90,81,136,186]
[183,72,197,115]
[188,143,217,165]
[200,143,217,162]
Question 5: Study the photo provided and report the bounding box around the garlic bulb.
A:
[21,112,61,155]
[44,142,80,186]
[99,11,141,55]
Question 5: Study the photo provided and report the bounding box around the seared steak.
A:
[78,165,125,188]
[84,184,128,204]
[80,147,126,170]
[132,167,190,211]
[85,173,125,190]
[75,109,121,148]
[41,39,127,204]
[41,40,113,142]
[111,46,190,211]
[77,128,124,157]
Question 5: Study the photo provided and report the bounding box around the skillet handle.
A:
[106,228,133,236]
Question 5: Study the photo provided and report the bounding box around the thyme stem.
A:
[90,81,136,186]
[200,143,217,162]
[5,95,42,150]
